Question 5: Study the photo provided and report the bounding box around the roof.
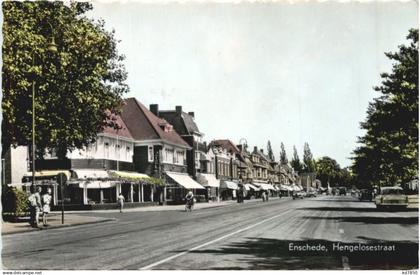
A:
[102,113,133,139]
[209,140,240,154]
[254,150,271,163]
[121,98,191,148]
[159,111,201,136]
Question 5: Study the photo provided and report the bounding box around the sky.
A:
[87,1,418,167]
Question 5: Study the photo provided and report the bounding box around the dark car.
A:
[339,187,347,196]
[359,189,373,201]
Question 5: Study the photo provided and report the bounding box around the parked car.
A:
[375,186,408,210]
[292,191,305,200]
[339,187,347,196]
[358,189,373,201]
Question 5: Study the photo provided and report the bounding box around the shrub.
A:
[2,186,29,221]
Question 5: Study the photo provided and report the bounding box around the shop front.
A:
[220,180,238,201]
[196,173,220,202]
[252,181,276,197]
[69,169,150,205]
[165,171,205,204]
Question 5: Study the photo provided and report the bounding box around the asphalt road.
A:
[2,195,418,270]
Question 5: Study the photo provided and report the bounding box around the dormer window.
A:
[158,121,173,132]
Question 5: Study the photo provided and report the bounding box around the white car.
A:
[375,186,408,210]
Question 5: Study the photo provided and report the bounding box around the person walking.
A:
[28,186,42,228]
[42,188,52,226]
[117,193,125,213]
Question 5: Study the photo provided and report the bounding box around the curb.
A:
[2,217,116,236]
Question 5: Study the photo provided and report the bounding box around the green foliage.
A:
[351,29,419,187]
[290,145,303,173]
[315,156,341,187]
[2,187,29,219]
[142,177,165,186]
[302,142,315,173]
[2,1,129,158]
[280,142,288,165]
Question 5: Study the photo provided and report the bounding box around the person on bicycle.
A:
[185,191,194,209]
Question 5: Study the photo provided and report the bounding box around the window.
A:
[148,146,154,162]
[104,142,110,159]
[174,150,179,164]
[126,146,131,160]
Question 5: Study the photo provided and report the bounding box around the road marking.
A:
[342,256,350,270]
[139,209,293,270]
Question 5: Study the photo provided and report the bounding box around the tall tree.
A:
[303,142,315,173]
[267,140,275,161]
[351,29,418,187]
[280,142,288,165]
[290,146,302,173]
[2,1,129,159]
[316,156,341,187]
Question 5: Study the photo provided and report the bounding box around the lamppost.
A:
[31,28,58,189]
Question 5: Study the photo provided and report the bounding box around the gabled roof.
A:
[159,110,201,136]
[121,98,190,148]
[102,113,133,139]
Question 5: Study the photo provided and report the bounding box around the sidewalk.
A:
[2,196,285,235]
[61,196,283,214]
[2,213,115,235]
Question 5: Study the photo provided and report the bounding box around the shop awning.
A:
[72,169,109,180]
[243,184,250,191]
[166,171,205,190]
[280,185,290,191]
[252,182,276,191]
[108,170,149,181]
[246,183,260,191]
[220,181,238,190]
[23,170,71,180]
[197,173,220,188]
[78,181,117,189]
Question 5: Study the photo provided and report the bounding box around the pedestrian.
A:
[28,186,42,228]
[117,193,125,213]
[42,188,52,226]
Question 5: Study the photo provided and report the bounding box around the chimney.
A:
[176,106,182,115]
[253,146,257,153]
[260,149,264,154]
[188,111,195,118]
[237,144,243,152]
[150,104,159,116]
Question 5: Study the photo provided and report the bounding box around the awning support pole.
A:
[130,183,134,203]
[140,183,144,203]
[53,183,58,206]
[83,183,88,205]
[100,189,104,204]
[150,185,154,202]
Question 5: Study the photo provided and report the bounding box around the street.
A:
[2,195,418,270]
